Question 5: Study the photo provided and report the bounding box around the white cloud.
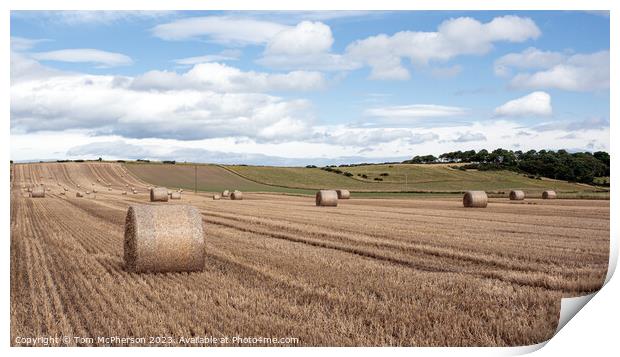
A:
[131,62,327,92]
[364,104,468,120]
[152,16,289,44]
[11,36,49,51]
[311,127,439,147]
[12,10,175,25]
[10,58,317,143]
[258,21,361,71]
[346,15,540,80]
[174,49,242,65]
[266,21,333,56]
[495,49,609,91]
[494,91,552,117]
[452,132,487,142]
[494,47,566,76]
[32,49,133,67]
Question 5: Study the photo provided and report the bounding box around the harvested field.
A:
[10,162,610,347]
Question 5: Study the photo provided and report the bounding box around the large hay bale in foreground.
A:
[336,189,351,199]
[123,204,205,273]
[222,190,230,198]
[463,191,488,208]
[231,191,243,200]
[542,190,557,199]
[170,192,181,200]
[509,190,525,201]
[213,194,221,200]
[316,190,338,207]
[150,187,169,202]
[31,186,45,198]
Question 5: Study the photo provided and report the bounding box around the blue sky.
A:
[10,10,610,165]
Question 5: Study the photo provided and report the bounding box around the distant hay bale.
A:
[213,194,221,200]
[64,187,68,191]
[97,178,101,182]
[542,190,557,199]
[150,187,169,202]
[170,192,181,200]
[77,184,81,188]
[126,184,129,187]
[123,204,205,273]
[93,189,98,193]
[31,186,45,198]
[231,191,243,200]
[122,191,128,195]
[509,190,525,201]
[222,190,230,197]
[108,188,112,191]
[76,192,83,198]
[336,189,351,199]
[463,191,488,208]
[133,190,138,194]
[86,191,90,195]
[316,190,338,207]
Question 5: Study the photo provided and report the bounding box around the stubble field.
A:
[10,162,610,346]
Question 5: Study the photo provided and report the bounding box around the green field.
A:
[226,163,603,194]
[124,162,608,198]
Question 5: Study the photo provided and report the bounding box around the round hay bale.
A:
[76,192,83,198]
[108,188,112,191]
[31,186,45,198]
[86,191,90,195]
[93,189,98,193]
[509,190,525,201]
[222,190,230,198]
[122,191,128,195]
[230,191,243,200]
[336,189,351,199]
[463,191,488,208]
[150,187,169,202]
[133,190,138,194]
[542,190,557,199]
[64,187,68,191]
[97,178,101,182]
[316,190,338,207]
[123,204,205,273]
[213,194,221,200]
[170,192,181,200]
[77,184,81,188]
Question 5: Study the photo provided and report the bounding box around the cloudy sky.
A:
[10,10,610,165]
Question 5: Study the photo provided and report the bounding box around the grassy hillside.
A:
[226,163,604,194]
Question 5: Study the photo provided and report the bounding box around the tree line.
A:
[404,149,609,185]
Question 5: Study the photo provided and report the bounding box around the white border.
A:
[3,1,616,356]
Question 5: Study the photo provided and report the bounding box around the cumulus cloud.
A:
[32,49,133,67]
[494,91,552,117]
[346,15,540,80]
[130,62,327,92]
[152,16,288,44]
[10,58,317,142]
[495,48,609,91]
[258,21,361,71]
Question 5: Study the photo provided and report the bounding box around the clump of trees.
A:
[404,148,609,185]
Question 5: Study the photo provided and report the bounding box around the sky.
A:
[10,10,610,165]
